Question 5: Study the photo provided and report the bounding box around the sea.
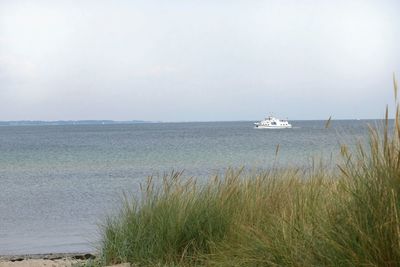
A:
[0,120,380,255]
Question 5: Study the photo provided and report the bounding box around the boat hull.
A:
[254,125,292,129]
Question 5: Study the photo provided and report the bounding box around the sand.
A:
[0,261,131,267]
[0,259,85,267]
[0,254,97,267]
[0,254,133,267]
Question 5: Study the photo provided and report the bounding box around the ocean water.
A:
[0,120,376,255]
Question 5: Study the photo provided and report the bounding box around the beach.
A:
[0,253,95,267]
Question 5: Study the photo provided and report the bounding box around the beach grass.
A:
[98,79,400,266]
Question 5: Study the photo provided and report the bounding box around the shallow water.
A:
[0,120,375,254]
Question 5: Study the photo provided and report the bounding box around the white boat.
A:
[254,116,292,129]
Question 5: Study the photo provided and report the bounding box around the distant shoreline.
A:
[0,120,156,126]
[0,118,389,127]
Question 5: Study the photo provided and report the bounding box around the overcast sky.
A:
[0,0,399,121]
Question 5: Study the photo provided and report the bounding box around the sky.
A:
[0,0,399,121]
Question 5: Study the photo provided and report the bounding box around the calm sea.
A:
[0,120,377,255]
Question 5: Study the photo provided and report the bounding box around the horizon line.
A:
[0,118,390,125]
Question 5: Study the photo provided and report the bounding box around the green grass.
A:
[98,78,400,266]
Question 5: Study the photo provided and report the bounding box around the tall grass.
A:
[100,171,237,265]
[99,78,400,266]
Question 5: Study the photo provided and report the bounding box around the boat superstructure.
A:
[254,116,292,129]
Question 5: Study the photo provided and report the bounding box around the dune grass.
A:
[98,79,400,266]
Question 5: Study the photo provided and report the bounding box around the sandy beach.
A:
[0,259,84,267]
[0,254,96,267]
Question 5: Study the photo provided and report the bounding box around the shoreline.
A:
[0,253,96,262]
[0,253,97,267]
